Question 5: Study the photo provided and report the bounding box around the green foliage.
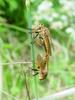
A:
[0,0,75,100]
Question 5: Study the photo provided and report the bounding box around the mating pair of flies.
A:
[28,24,52,80]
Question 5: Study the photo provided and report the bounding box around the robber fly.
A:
[32,24,52,55]
[36,54,48,80]
[31,24,52,80]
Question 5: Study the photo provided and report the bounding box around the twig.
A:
[0,61,32,65]
[24,71,31,100]
[34,87,75,100]
[0,89,17,100]
[0,23,32,33]
[0,56,3,100]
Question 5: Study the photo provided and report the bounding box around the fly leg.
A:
[31,32,39,44]
[31,68,39,76]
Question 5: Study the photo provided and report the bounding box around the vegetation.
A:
[0,0,75,100]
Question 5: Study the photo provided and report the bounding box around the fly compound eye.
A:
[38,66,40,69]
[39,70,48,80]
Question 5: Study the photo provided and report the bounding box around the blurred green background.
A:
[0,0,75,100]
